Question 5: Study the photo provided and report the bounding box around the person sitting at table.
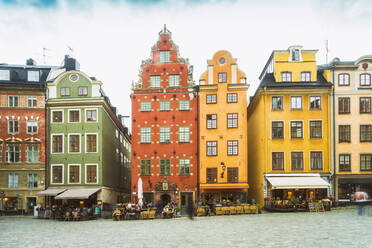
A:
[73,208,80,221]
[112,208,121,221]
[162,204,170,218]
[135,203,141,219]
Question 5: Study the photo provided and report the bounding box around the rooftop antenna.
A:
[325,40,329,64]
[42,47,50,64]
[67,45,74,57]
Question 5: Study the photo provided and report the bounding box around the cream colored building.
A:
[326,56,372,200]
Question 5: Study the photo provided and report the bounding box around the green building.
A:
[40,56,131,208]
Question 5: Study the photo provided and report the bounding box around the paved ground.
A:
[0,208,372,248]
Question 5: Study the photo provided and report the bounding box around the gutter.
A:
[195,85,200,203]
[332,69,337,201]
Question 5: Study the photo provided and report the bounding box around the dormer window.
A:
[301,72,311,82]
[281,72,292,82]
[28,71,39,82]
[160,51,170,63]
[292,49,300,61]
[0,69,10,80]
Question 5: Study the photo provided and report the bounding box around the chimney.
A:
[64,55,80,71]
[26,58,36,66]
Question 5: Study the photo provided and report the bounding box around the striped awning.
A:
[55,188,101,200]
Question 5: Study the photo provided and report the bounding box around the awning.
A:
[200,183,249,190]
[55,188,101,200]
[37,188,66,196]
[266,174,330,189]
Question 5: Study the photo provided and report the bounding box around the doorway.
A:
[27,197,36,215]
[160,194,171,207]
[180,192,193,215]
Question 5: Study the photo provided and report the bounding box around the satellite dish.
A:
[189,93,194,99]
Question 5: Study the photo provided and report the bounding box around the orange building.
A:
[199,51,249,204]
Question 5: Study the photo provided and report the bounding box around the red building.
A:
[131,26,197,213]
[0,60,53,215]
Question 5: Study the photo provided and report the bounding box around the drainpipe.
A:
[332,68,337,201]
[195,85,200,203]
[45,86,50,208]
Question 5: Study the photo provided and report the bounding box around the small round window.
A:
[69,74,79,82]
[219,57,225,64]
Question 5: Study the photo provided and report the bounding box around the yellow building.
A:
[247,46,332,207]
[199,50,249,204]
[325,56,372,200]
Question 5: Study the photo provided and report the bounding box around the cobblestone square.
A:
[1,209,371,248]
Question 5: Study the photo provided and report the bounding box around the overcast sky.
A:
[1,0,372,127]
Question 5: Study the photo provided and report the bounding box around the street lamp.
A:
[220,162,226,178]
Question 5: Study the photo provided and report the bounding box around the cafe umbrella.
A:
[138,177,143,208]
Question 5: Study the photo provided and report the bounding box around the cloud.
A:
[0,0,372,128]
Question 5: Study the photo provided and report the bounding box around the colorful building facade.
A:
[131,26,197,213]
[247,46,332,207]
[199,50,249,204]
[44,56,131,208]
[325,56,372,200]
[0,60,53,214]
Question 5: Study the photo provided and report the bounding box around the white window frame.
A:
[26,144,39,164]
[159,127,171,143]
[290,120,304,139]
[291,150,305,171]
[179,126,190,143]
[27,71,39,82]
[27,96,37,108]
[309,96,321,110]
[51,164,64,184]
[160,51,170,63]
[179,159,190,175]
[150,76,161,88]
[140,127,151,143]
[51,109,64,124]
[227,93,238,103]
[271,151,285,171]
[281,72,292,82]
[227,140,238,156]
[26,120,38,134]
[301,72,311,82]
[291,96,302,110]
[271,120,285,139]
[206,94,217,104]
[85,108,98,122]
[0,69,10,80]
[8,119,19,134]
[160,101,171,111]
[169,74,180,87]
[68,133,81,154]
[51,133,64,154]
[310,151,323,170]
[85,164,98,184]
[179,100,190,111]
[8,95,19,108]
[68,164,81,184]
[85,133,98,153]
[309,120,323,139]
[140,101,152,112]
[8,173,19,189]
[68,109,81,123]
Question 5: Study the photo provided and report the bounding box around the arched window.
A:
[338,73,350,86]
[360,73,371,86]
